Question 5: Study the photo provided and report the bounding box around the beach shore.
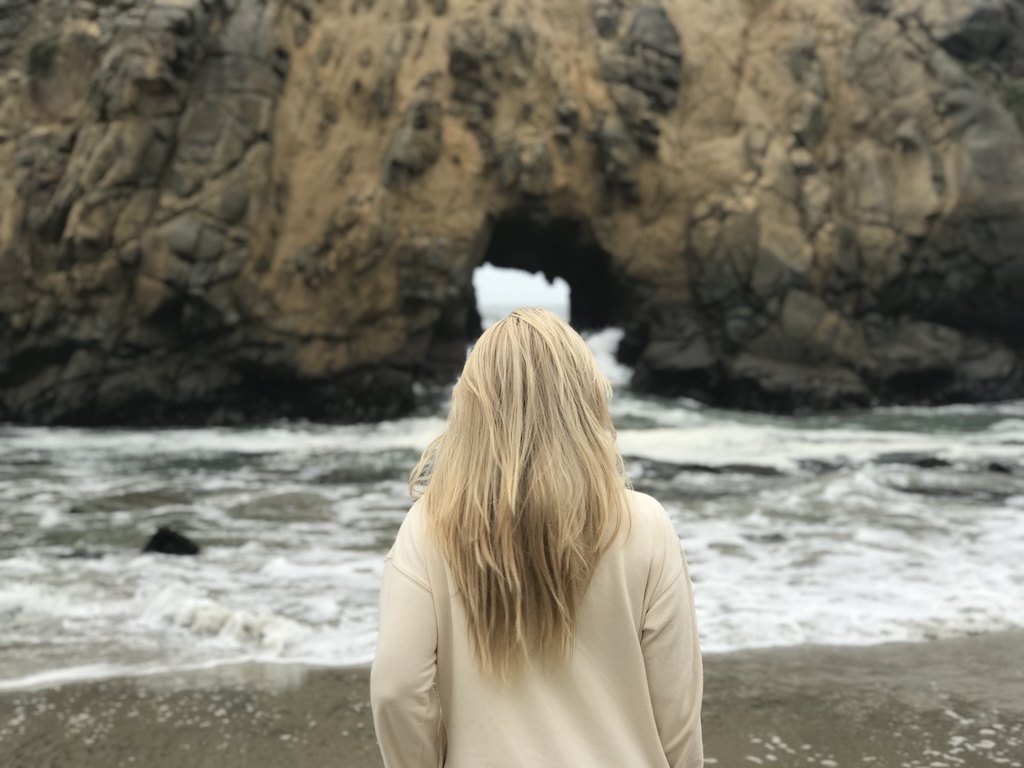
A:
[2,631,1021,768]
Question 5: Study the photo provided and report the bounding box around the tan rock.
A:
[1,0,1023,423]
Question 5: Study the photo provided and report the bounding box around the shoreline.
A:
[2,632,1022,768]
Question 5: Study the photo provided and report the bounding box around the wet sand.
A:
[1,632,1021,768]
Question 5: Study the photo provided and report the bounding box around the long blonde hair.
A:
[410,308,628,681]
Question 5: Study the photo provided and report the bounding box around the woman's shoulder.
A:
[618,493,684,589]
[624,489,673,529]
[621,490,683,572]
[386,499,434,587]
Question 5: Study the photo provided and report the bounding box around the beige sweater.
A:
[371,491,704,768]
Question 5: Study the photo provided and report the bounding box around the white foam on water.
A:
[2,372,1024,689]
[617,420,1024,471]
[583,327,633,388]
[675,467,1024,653]
[0,418,447,459]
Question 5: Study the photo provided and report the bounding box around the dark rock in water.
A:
[670,463,726,475]
[143,527,201,556]
[797,458,848,474]
[664,462,785,477]
[883,474,1021,502]
[987,462,1015,475]
[629,458,696,483]
[719,463,786,478]
[873,452,952,469]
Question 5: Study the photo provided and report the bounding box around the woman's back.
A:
[370,309,703,767]
[372,489,703,768]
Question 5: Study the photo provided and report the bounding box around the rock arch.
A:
[479,212,621,331]
[2,0,1024,423]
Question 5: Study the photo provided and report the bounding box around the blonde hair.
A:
[410,308,629,682]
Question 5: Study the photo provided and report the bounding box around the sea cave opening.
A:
[420,213,627,384]
[473,264,570,328]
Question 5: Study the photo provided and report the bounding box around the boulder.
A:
[143,526,200,556]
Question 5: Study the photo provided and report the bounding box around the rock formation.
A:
[2,0,1024,423]
[143,526,201,556]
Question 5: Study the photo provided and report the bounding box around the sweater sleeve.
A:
[370,557,444,768]
[641,535,704,768]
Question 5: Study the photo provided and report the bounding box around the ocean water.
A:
[1,302,1023,690]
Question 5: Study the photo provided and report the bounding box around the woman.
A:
[371,308,703,768]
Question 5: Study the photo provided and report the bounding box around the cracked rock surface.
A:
[2,0,1024,423]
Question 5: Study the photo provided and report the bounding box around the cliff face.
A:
[2,0,1024,424]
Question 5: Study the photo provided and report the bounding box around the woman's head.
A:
[410,308,628,681]
[454,307,615,471]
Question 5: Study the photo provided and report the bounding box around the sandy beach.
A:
[2,631,1021,768]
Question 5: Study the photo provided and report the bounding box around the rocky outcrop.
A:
[2,0,1024,423]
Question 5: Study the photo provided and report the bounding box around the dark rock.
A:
[372,27,411,116]
[881,472,1022,501]
[593,0,622,39]
[632,304,721,398]
[162,214,204,258]
[666,463,783,477]
[726,355,872,413]
[595,2,682,153]
[790,91,826,147]
[608,82,661,152]
[382,87,444,187]
[855,0,891,16]
[593,112,640,199]
[641,336,716,373]
[867,320,964,380]
[873,452,953,469]
[720,464,786,477]
[515,141,553,196]
[219,186,249,224]
[797,458,848,474]
[445,16,535,162]
[986,461,1014,474]
[195,227,225,262]
[924,0,1010,61]
[624,5,683,111]
[667,463,726,475]
[556,95,580,132]
[143,526,201,556]
[627,5,683,61]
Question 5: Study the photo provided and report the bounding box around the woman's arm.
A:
[642,543,704,768]
[370,557,444,768]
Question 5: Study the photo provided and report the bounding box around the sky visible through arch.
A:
[473,264,570,324]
